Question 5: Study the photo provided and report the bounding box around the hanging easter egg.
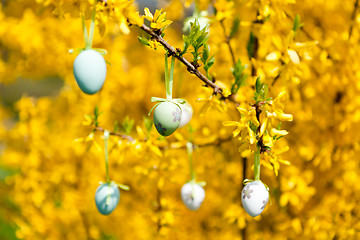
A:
[153,102,181,136]
[181,182,205,211]
[241,180,269,217]
[178,102,193,128]
[73,49,107,94]
[95,182,120,215]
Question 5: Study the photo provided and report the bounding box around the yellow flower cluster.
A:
[1,0,360,239]
[144,7,172,30]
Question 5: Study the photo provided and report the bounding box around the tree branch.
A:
[220,20,236,66]
[95,126,135,142]
[139,24,238,103]
[349,0,360,39]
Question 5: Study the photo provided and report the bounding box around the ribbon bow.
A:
[243,179,269,191]
[148,97,187,116]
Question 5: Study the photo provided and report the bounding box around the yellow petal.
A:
[279,159,291,165]
[277,112,293,121]
[266,51,280,61]
[238,142,250,152]
[293,41,318,49]
[287,49,300,64]
[263,134,273,148]
[259,117,268,137]
[223,121,239,126]
[236,107,248,116]
[128,11,144,26]
[144,7,153,20]
[153,9,163,21]
[248,126,256,144]
[271,128,288,136]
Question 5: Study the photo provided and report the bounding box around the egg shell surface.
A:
[73,49,107,94]
[95,182,120,215]
[178,102,193,128]
[181,183,205,211]
[241,181,269,217]
[153,102,181,136]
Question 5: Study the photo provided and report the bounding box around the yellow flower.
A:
[144,8,172,29]
[149,39,160,50]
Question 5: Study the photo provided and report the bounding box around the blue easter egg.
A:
[95,182,120,215]
[73,49,107,94]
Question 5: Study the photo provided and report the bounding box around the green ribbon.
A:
[243,179,269,191]
[148,97,187,116]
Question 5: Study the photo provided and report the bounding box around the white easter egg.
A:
[153,102,181,136]
[181,182,205,211]
[179,102,193,128]
[241,181,269,217]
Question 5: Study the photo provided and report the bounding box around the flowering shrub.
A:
[1,0,360,239]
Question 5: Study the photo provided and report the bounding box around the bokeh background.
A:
[1,0,360,239]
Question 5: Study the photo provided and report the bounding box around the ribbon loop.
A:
[148,97,187,116]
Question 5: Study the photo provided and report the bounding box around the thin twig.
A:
[95,125,232,149]
[139,24,238,103]
[349,0,360,39]
[220,20,237,66]
[95,126,135,142]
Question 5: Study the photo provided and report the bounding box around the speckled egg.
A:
[181,183,205,211]
[95,182,120,215]
[153,102,181,136]
[241,181,269,217]
[178,102,193,128]
[73,49,107,94]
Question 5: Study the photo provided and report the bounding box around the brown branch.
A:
[95,125,232,149]
[220,20,237,66]
[349,0,360,39]
[94,126,135,142]
[139,24,238,103]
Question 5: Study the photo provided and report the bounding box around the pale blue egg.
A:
[95,182,120,215]
[73,49,107,94]
[153,102,181,136]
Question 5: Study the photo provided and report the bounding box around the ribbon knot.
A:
[148,97,187,116]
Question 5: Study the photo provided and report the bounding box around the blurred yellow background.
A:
[1,0,360,239]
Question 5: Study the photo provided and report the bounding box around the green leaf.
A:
[113,121,119,132]
[205,56,215,69]
[118,184,130,191]
[144,116,153,133]
[93,105,102,127]
[247,31,256,59]
[201,44,209,63]
[138,35,150,46]
[230,17,240,38]
[231,60,248,94]
[255,76,262,94]
[181,18,209,60]
[122,116,135,135]
[293,14,303,32]
[249,121,258,133]
[94,105,99,117]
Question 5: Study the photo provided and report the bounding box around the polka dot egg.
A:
[241,181,269,217]
[153,102,181,136]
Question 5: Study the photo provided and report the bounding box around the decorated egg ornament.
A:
[181,182,205,211]
[95,181,120,215]
[241,180,269,217]
[153,102,182,136]
[73,49,107,94]
[178,102,193,128]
